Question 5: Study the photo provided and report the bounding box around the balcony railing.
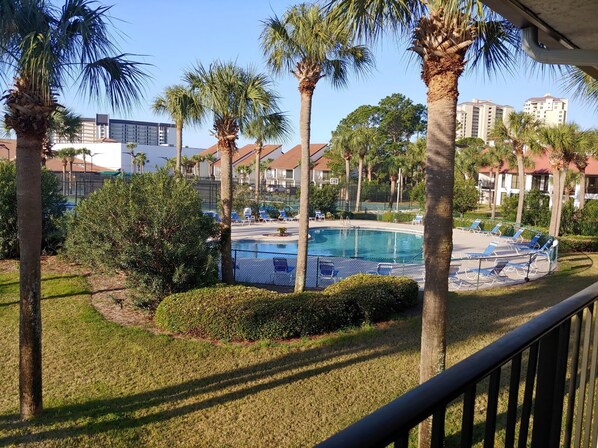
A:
[318,281,598,448]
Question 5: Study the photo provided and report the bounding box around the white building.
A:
[52,142,199,174]
[268,143,329,187]
[523,94,568,126]
[456,99,514,142]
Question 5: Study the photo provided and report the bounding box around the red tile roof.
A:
[313,156,331,171]
[481,153,598,176]
[199,143,219,157]
[213,144,256,168]
[269,143,328,169]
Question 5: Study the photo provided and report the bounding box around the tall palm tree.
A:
[152,85,202,175]
[191,154,204,177]
[331,126,355,202]
[353,126,376,212]
[327,3,521,442]
[483,143,513,219]
[261,3,373,292]
[538,123,585,236]
[134,152,148,174]
[53,148,72,188]
[491,112,541,225]
[185,62,282,284]
[125,142,138,174]
[561,67,598,112]
[46,107,82,165]
[572,130,597,210]
[244,112,291,204]
[78,148,92,173]
[0,0,146,419]
[204,153,217,179]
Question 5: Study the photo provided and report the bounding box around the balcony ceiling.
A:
[482,0,598,78]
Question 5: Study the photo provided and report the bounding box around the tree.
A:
[244,112,291,204]
[134,152,148,174]
[455,137,485,181]
[126,142,138,174]
[261,3,373,292]
[453,175,479,215]
[46,107,82,165]
[185,62,282,284]
[153,85,202,175]
[0,0,146,419]
[330,126,355,202]
[328,3,521,444]
[204,153,217,179]
[491,112,541,225]
[483,143,513,219]
[561,67,598,112]
[572,129,597,210]
[53,148,73,188]
[78,148,92,173]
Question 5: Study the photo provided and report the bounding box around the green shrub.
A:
[453,176,479,215]
[0,161,66,259]
[309,184,339,216]
[155,274,419,341]
[558,235,598,253]
[577,200,598,236]
[501,190,550,227]
[323,274,419,323]
[411,181,425,209]
[381,212,416,223]
[65,171,219,304]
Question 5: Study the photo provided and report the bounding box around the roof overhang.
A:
[482,0,598,79]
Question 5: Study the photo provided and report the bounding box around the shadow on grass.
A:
[0,275,90,307]
[0,342,403,445]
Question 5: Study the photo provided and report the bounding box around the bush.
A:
[453,176,479,215]
[324,274,419,323]
[65,171,219,305]
[558,235,598,253]
[155,274,419,341]
[577,200,598,236]
[501,190,550,227]
[309,184,339,216]
[381,212,416,223]
[0,161,66,259]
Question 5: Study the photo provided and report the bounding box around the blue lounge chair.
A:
[278,210,297,222]
[259,210,276,222]
[511,233,542,253]
[458,218,482,232]
[496,228,526,244]
[231,211,250,225]
[466,241,498,259]
[203,211,221,223]
[465,260,509,285]
[480,223,502,237]
[412,214,423,225]
[271,258,294,284]
[315,210,325,221]
[318,260,339,283]
[367,262,394,275]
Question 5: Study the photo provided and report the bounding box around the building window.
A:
[531,175,549,192]
[511,175,519,189]
[588,177,598,194]
[285,169,293,179]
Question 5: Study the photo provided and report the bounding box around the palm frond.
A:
[561,66,598,112]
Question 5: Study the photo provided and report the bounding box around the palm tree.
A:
[134,152,148,174]
[235,164,253,184]
[261,4,373,292]
[328,4,521,443]
[191,154,204,177]
[0,0,146,419]
[53,148,72,188]
[572,130,597,210]
[78,148,92,173]
[46,107,82,165]
[491,112,541,225]
[483,143,513,219]
[561,67,598,112]
[353,126,377,212]
[538,123,586,236]
[455,138,485,181]
[244,112,291,204]
[204,153,217,179]
[153,85,202,175]
[125,142,138,174]
[185,62,283,284]
[331,126,355,203]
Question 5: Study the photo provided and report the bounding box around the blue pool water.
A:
[232,228,423,262]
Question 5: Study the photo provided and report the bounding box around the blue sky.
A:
[61,0,598,150]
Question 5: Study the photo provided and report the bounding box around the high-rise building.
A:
[523,94,568,126]
[456,99,514,142]
[52,114,175,145]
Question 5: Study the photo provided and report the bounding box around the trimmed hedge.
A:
[155,275,419,341]
[558,236,598,253]
[381,212,416,223]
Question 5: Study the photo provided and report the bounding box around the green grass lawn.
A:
[0,254,596,447]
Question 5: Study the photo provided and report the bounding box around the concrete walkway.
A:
[230,219,554,291]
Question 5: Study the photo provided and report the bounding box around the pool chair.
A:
[231,211,251,225]
[464,260,509,285]
[457,218,482,232]
[466,241,498,259]
[258,210,276,223]
[367,262,394,276]
[495,228,526,244]
[479,223,502,237]
[506,253,540,278]
[448,265,465,290]
[271,257,294,284]
[203,211,221,223]
[318,260,339,283]
[412,214,423,225]
[314,210,326,221]
[278,210,297,222]
[511,233,542,253]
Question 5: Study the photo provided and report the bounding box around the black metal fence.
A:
[318,280,598,448]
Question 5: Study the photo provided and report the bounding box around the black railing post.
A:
[316,256,320,288]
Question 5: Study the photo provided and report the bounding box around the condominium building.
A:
[52,114,176,146]
[523,94,568,126]
[456,99,514,142]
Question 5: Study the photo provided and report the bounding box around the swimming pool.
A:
[232,228,423,262]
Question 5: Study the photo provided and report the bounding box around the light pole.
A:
[396,168,402,212]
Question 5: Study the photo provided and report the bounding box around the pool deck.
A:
[230,219,554,291]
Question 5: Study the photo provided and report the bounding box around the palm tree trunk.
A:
[344,158,350,202]
[62,162,67,191]
[175,123,183,175]
[294,89,313,293]
[355,156,364,212]
[220,143,234,284]
[254,145,262,204]
[68,161,74,195]
[16,134,43,419]
[389,176,396,207]
[579,170,586,209]
[367,163,372,181]
[491,170,499,220]
[419,68,458,448]
[515,152,525,225]
[554,168,567,237]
